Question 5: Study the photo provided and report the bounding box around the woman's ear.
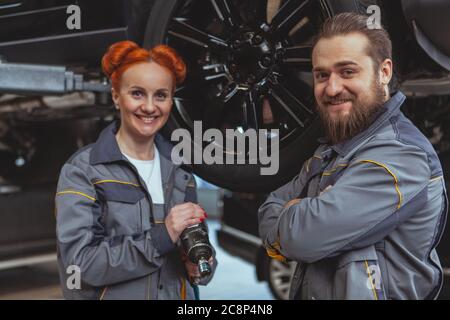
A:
[111,88,120,109]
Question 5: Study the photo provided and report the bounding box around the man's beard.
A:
[316,80,387,145]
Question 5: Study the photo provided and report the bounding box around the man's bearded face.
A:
[316,76,386,145]
[312,33,389,145]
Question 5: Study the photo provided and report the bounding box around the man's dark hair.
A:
[312,12,392,72]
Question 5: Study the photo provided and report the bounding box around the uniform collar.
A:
[90,120,175,165]
[317,91,406,157]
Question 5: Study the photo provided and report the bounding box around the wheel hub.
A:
[229,30,275,85]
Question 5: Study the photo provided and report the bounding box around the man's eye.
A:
[315,73,328,81]
[342,69,355,77]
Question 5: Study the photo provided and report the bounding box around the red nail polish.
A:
[200,217,205,222]
[204,212,208,218]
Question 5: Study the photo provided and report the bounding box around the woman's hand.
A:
[165,202,206,243]
[181,254,214,284]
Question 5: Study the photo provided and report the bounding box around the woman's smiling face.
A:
[112,61,174,141]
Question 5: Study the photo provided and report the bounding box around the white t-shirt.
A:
[123,146,165,204]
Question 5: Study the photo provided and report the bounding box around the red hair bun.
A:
[101,41,186,90]
[150,45,186,85]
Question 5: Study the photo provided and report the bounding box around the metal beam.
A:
[0,61,110,95]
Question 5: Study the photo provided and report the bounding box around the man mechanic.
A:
[258,12,448,300]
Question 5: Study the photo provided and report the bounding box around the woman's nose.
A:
[142,99,156,113]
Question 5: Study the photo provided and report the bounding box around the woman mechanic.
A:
[55,41,216,300]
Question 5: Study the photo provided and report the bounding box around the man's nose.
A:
[325,73,344,97]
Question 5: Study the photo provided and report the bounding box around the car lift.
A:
[0,56,110,95]
[0,57,111,195]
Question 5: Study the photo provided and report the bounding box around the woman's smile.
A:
[135,113,160,124]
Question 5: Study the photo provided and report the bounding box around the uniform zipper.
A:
[120,158,179,300]
[121,158,156,300]
[138,201,143,233]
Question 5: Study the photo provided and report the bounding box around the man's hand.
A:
[165,202,206,243]
[284,198,301,209]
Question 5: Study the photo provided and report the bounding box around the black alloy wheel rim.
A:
[165,0,332,158]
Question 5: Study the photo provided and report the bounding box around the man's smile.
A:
[326,100,352,113]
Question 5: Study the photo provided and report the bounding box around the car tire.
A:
[143,0,375,192]
[261,254,296,300]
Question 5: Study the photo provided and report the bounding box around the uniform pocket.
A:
[94,181,146,234]
[95,181,145,203]
[334,246,386,300]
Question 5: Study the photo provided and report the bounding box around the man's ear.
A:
[379,58,393,86]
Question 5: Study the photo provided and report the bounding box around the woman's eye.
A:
[155,92,168,101]
[131,90,144,98]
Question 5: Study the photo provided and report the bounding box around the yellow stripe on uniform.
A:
[56,190,96,202]
[93,180,140,187]
[359,160,403,209]
[365,260,379,300]
[180,277,186,300]
[322,164,349,176]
